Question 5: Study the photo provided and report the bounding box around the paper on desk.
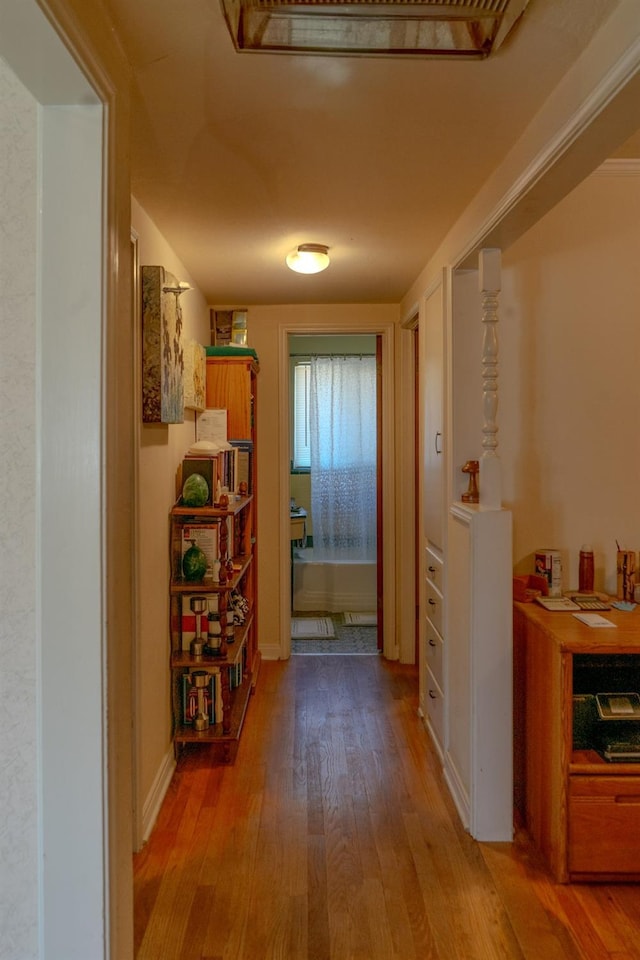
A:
[572,612,617,628]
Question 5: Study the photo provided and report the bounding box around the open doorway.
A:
[288,333,381,654]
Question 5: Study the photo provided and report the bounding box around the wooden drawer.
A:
[569,775,640,875]
[425,619,443,688]
[425,547,443,592]
[426,578,443,636]
[424,666,445,750]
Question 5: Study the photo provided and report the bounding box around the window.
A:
[292,360,311,470]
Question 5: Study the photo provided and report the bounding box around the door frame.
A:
[278,318,397,660]
[0,9,111,956]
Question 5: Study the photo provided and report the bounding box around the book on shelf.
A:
[229,661,243,690]
[214,673,223,724]
[182,447,239,499]
[217,446,239,494]
[229,439,253,493]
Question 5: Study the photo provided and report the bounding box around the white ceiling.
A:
[106,0,624,306]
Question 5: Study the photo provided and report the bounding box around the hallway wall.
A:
[132,198,211,840]
[499,166,640,592]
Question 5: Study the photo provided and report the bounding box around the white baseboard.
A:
[141,746,176,845]
[419,710,445,764]
[259,641,283,660]
[443,752,470,833]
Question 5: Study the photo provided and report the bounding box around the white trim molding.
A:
[593,158,640,177]
[141,749,176,845]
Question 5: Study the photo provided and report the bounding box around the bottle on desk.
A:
[578,544,594,592]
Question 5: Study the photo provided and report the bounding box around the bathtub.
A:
[292,548,377,613]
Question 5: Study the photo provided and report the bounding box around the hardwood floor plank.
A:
[179,886,218,960]
[134,656,640,960]
[361,876,421,960]
[135,760,217,959]
[560,885,634,956]
[479,838,585,960]
[604,886,640,950]
[307,833,330,960]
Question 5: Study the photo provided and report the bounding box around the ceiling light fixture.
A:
[286,243,330,274]
[220,0,531,59]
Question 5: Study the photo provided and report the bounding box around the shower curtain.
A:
[309,355,377,562]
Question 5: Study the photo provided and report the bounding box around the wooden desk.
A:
[514,601,640,882]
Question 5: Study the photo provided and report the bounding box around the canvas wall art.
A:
[183,339,206,412]
[142,265,184,423]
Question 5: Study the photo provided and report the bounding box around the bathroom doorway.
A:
[289,333,381,653]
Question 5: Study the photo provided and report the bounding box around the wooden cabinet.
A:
[419,281,447,758]
[170,350,259,762]
[421,547,445,755]
[446,504,513,841]
[514,602,640,881]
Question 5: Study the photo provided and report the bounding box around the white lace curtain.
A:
[309,355,377,562]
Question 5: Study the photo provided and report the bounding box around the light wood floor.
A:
[134,656,640,959]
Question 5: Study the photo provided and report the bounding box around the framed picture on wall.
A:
[211,308,249,346]
[231,310,248,345]
[211,309,232,345]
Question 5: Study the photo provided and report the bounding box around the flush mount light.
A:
[220,0,531,59]
[286,243,330,274]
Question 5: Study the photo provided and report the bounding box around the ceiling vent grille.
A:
[220,0,530,57]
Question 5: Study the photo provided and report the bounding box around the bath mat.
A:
[291,617,335,639]
[343,612,377,626]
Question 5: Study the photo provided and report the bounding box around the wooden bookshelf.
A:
[169,353,259,762]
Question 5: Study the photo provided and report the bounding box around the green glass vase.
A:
[182,539,207,581]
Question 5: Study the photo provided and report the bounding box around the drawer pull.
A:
[428,598,437,607]
[435,432,442,455]
[428,565,436,574]
[428,638,437,647]
[428,689,438,700]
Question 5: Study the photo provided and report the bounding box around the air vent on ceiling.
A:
[220,0,531,58]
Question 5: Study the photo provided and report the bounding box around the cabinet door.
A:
[422,282,444,549]
[206,358,253,440]
[569,775,640,875]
